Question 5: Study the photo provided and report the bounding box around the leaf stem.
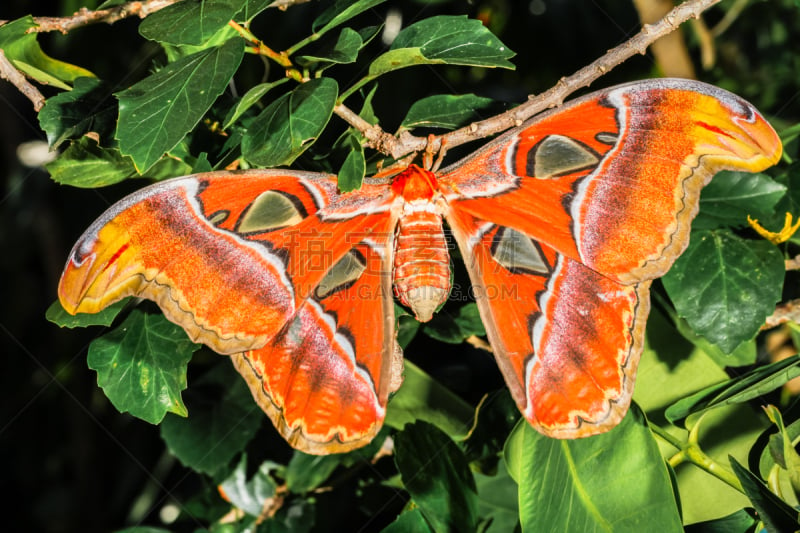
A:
[229,20,292,68]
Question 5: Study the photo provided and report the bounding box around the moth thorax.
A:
[393,208,451,322]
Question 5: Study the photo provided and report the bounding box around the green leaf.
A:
[396,309,421,348]
[286,452,343,494]
[139,0,245,45]
[46,299,128,328]
[311,0,386,34]
[337,131,365,192]
[694,170,786,229]
[297,27,363,67]
[38,77,116,149]
[242,78,338,167]
[160,361,263,477]
[401,94,497,129]
[662,229,784,353]
[764,405,800,497]
[729,457,800,532]
[46,136,135,188]
[116,38,244,171]
[385,361,473,439]
[462,390,520,466]
[423,303,485,344]
[664,355,800,425]
[683,508,759,532]
[394,421,479,533]
[381,508,433,533]
[88,310,199,424]
[474,461,519,533]
[0,17,95,88]
[219,454,279,517]
[388,15,515,68]
[223,79,287,129]
[505,403,682,532]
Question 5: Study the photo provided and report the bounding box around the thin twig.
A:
[0,49,45,111]
[0,0,181,34]
[268,0,314,11]
[334,0,722,160]
[763,299,800,330]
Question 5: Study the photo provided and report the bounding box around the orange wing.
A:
[442,79,781,437]
[59,170,403,453]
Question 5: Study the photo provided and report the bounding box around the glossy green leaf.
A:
[297,27,363,67]
[46,136,135,188]
[770,161,800,246]
[38,77,116,149]
[665,355,800,425]
[311,0,386,34]
[764,405,800,497]
[223,79,287,129]
[286,452,343,494]
[242,78,338,166]
[395,421,479,533]
[383,15,514,70]
[219,454,279,517]
[505,403,682,533]
[139,0,245,45]
[730,457,800,532]
[88,310,198,424]
[381,508,433,533]
[401,94,497,129]
[46,299,128,328]
[160,362,263,476]
[46,136,192,188]
[0,17,95,89]
[337,130,366,192]
[423,303,485,344]
[662,229,784,353]
[384,361,473,439]
[116,38,244,171]
[694,171,786,229]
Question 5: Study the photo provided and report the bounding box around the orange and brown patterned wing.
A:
[446,209,650,437]
[440,78,782,284]
[59,170,402,453]
[442,79,781,437]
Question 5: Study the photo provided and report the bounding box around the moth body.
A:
[390,166,451,322]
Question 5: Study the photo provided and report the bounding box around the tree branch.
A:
[0,49,45,111]
[0,0,181,34]
[334,0,722,161]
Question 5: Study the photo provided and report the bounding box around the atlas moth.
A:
[59,78,782,455]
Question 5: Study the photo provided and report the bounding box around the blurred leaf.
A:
[729,457,800,532]
[402,94,497,129]
[665,355,800,425]
[694,171,786,229]
[38,77,116,148]
[764,405,800,497]
[116,38,244,171]
[139,0,245,45]
[160,361,263,477]
[682,508,759,532]
[505,403,682,532]
[242,78,338,166]
[297,27,363,67]
[662,229,784,353]
[474,461,519,533]
[395,421,479,533]
[88,310,198,424]
[385,361,473,439]
[46,299,127,328]
[311,0,386,34]
[219,454,279,517]
[0,16,95,89]
[381,508,433,532]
